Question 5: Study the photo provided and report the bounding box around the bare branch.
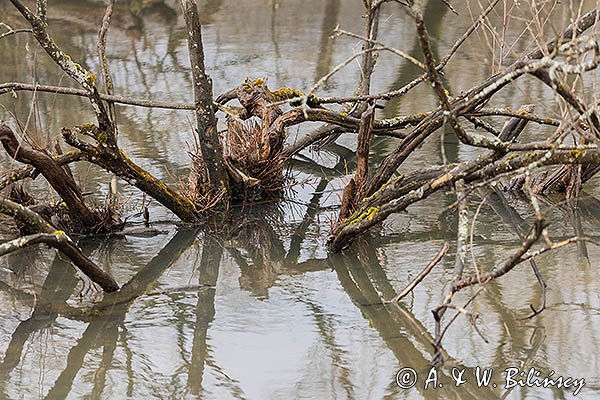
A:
[0,198,119,292]
[179,0,229,198]
[387,242,449,303]
[0,82,196,110]
[0,232,66,256]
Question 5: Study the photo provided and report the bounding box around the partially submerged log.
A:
[0,198,119,292]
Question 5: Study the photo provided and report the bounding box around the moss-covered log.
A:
[0,198,119,292]
[62,124,200,223]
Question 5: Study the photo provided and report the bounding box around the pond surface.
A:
[1,0,600,399]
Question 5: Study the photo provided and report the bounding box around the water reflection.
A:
[2,0,600,398]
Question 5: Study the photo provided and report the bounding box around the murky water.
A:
[1,0,600,398]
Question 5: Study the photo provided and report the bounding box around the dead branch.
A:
[0,22,32,40]
[467,106,560,126]
[0,150,81,191]
[61,124,199,222]
[0,198,119,292]
[180,0,229,199]
[97,0,117,133]
[337,102,376,221]
[0,232,68,256]
[452,218,547,291]
[0,123,105,232]
[387,242,449,303]
[0,82,196,110]
[486,187,547,319]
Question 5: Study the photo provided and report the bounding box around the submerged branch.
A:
[0,198,119,292]
[387,242,449,303]
[0,232,68,256]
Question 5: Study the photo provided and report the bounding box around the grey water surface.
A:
[1,1,600,399]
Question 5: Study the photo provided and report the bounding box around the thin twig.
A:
[0,27,32,40]
[387,242,449,303]
[0,82,196,110]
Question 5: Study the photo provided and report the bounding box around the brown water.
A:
[1,0,600,399]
